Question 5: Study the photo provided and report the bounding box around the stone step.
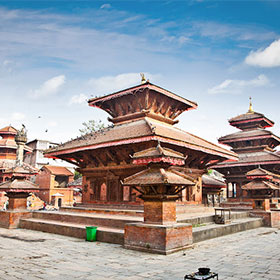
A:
[178,211,250,225]
[31,211,142,229]
[19,215,263,247]
[192,217,263,243]
[220,201,253,210]
[76,203,143,210]
[19,218,124,244]
[60,206,143,217]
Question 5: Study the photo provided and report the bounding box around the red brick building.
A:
[36,165,74,207]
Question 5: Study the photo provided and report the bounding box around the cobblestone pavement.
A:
[0,227,280,280]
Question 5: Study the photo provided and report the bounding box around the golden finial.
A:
[248,96,254,113]
[140,73,146,84]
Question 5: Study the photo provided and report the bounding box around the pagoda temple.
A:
[45,79,237,206]
[213,99,280,201]
[0,125,33,183]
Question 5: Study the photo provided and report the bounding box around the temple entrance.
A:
[58,198,62,207]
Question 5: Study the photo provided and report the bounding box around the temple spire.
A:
[248,97,254,113]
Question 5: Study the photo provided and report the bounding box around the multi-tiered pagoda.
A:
[45,80,237,206]
[214,100,280,200]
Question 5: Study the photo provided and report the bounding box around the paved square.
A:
[0,227,279,279]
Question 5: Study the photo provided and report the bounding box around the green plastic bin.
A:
[86,226,97,241]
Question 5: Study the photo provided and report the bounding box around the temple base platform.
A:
[124,222,193,255]
[0,210,32,229]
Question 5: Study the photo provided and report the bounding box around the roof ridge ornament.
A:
[248,97,254,114]
[140,73,146,84]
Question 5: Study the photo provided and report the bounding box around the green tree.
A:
[74,170,82,180]
[79,120,106,135]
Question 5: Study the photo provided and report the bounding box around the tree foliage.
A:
[74,170,82,180]
[79,120,106,135]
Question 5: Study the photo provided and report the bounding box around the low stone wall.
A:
[249,210,280,227]
[0,211,32,229]
[124,222,193,255]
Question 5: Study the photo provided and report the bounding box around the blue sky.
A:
[1,0,280,147]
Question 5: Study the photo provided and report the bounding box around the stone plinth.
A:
[252,198,270,211]
[251,209,280,227]
[0,210,32,229]
[7,192,30,210]
[0,192,32,229]
[124,222,192,255]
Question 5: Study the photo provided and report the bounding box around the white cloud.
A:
[47,121,57,127]
[29,75,65,99]
[88,73,158,95]
[208,74,270,95]
[245,39,280,68]
[12,112,26,120]
[2,59,14,73]
[69,93,88,105]
[100,4,112,9]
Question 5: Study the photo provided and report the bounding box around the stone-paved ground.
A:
[0,227,279,280]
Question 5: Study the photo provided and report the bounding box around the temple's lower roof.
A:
[2,162,38,175]
[45,118,236,161]
[242,181,279,190]
[202,174,226,188]
[0,178,39,192]
[123,168,195,186]
[213,150,280,168]
[219,128,280,143]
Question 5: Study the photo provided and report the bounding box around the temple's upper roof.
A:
[3,163,38,175]
[131,143,185,166]
[88,82,197,125]
[123,168,195,186]
[246,167,274,177]
[0,125,32,152]
[0,126,17,136]
[229,111,274,130]
[45,118,237,161]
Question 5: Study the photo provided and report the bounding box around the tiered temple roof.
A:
[45,82,236,171]
[242,168,280,191]
[214,100,280,172]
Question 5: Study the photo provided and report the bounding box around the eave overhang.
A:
[88,82,198,110]
[45,135,237,162]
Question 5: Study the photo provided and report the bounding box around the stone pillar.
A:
[124,194,193,254]
[16,141,25,165]
[143,195,177,224]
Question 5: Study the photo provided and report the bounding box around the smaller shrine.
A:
[123,143,195,254]
[0,124,41,228]
[0,174,39,228]
[242,168,280,211]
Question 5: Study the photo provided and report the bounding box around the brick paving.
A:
[0,227,279,279]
